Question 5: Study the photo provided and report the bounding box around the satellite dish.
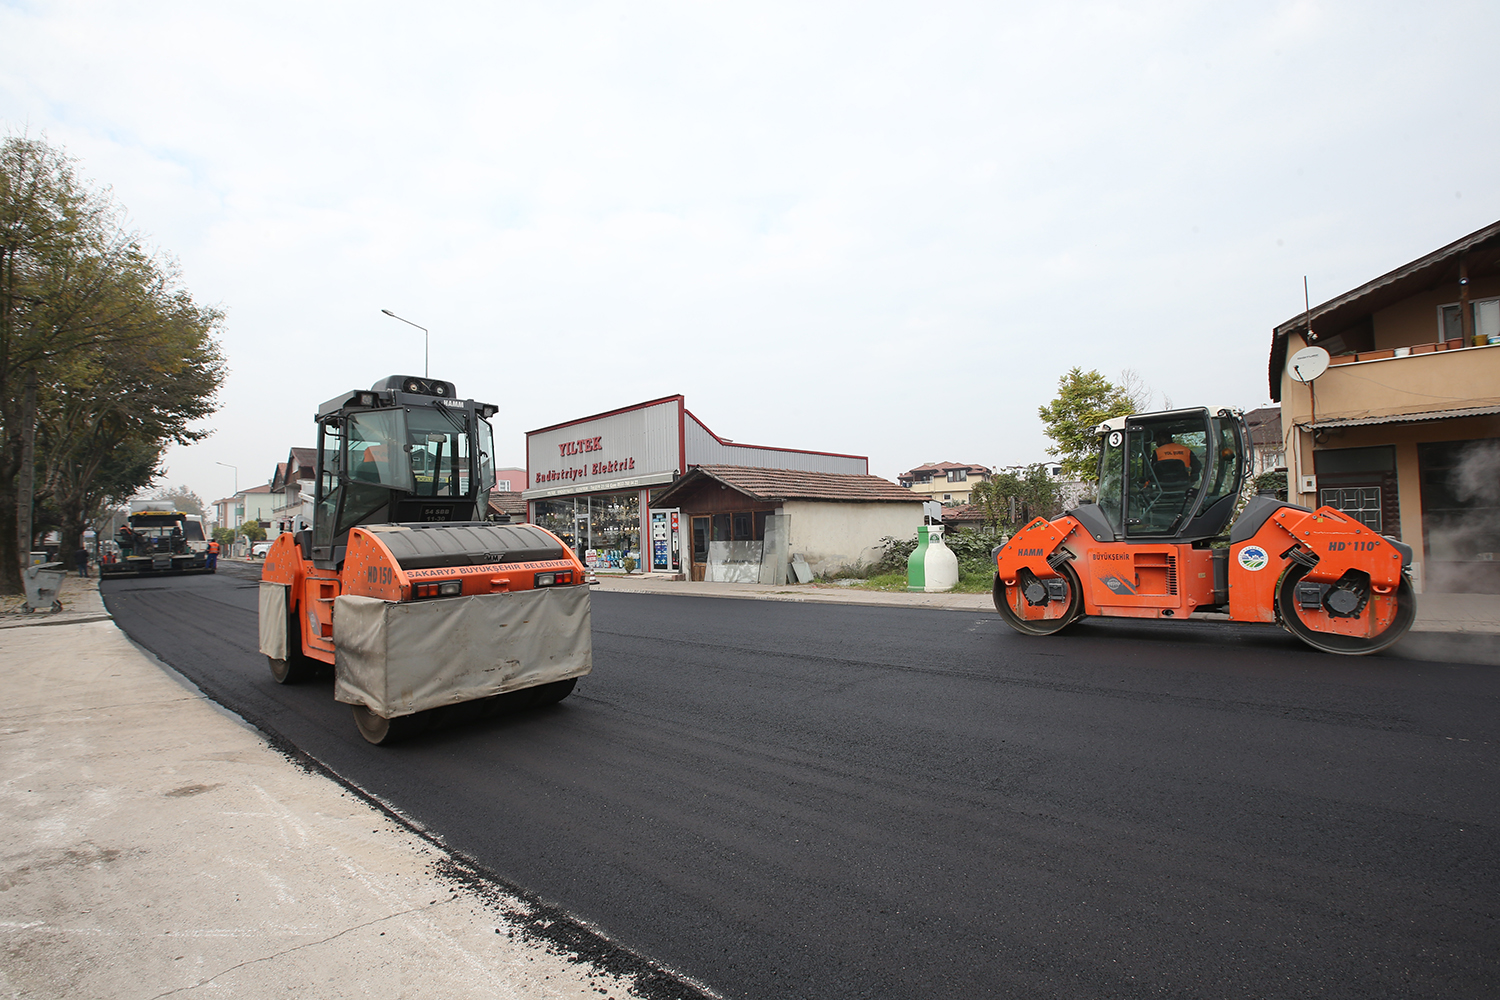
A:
[1288,346,1330,383]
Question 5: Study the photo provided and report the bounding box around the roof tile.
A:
[664,465,921,504]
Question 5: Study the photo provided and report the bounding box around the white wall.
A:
[783,500,924,576]
[239,491,280,526]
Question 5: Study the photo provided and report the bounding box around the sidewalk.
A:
[591,573,1500,635]
[0,575,704,1000]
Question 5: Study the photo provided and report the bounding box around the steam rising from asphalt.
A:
[1423,441,1500,595]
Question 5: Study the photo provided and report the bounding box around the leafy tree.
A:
[147,484,206,515]
[1037,368,1135,482]
[239,520,266,542]
[1252,470,1287,500]
[969,465,1062,534]
[211,526,235,546]
[0,135,224,591]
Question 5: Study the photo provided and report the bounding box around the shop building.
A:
[522,395,877,576]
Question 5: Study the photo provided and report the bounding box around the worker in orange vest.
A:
[1154,437,1191,469]
[206,538,220,570]
[1153,432,1202,481]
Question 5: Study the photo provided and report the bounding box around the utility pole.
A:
[15,370,38,579]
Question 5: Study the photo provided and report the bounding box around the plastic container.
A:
[22,562,66,613]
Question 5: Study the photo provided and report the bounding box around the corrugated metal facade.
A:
[524,398,683,500]
[684,413,867,475]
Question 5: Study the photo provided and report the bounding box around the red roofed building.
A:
[650,465,923,582]
[896,461,993,504]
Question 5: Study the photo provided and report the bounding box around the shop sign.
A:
[525,398,682,499]
[533,456,638,486]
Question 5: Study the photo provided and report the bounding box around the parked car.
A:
[251,540,272,558]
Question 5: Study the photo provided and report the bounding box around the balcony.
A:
[1291,340,1500,426]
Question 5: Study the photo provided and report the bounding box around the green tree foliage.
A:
[0,135,225,590]
[1252,470,1287,500]
[239,520,266,542]
[968,464,1063,534]
[1037,368,1135,482]
[211,526,235,546]
[147,485,205,515]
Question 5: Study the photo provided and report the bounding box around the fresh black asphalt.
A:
[102,563,1499,999]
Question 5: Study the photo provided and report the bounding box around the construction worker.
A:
[206,538,220,570]
[1154,432,1191,469]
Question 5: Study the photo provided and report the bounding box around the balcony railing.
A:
[1329,336,1500,366]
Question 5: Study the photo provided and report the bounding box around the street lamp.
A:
[381,309,429,377]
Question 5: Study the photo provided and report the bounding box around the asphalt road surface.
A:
[103,563,1499,999]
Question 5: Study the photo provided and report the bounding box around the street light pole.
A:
[381,309,429,377]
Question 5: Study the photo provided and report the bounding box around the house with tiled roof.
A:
[227,483,278,532]
[1243,407,1285,478]
[1270,218,1500,593]
[650,464,923,582]
[896,461,992,504]
[488,491,526,520]
[936,503,988,531]
[270,447,317,534]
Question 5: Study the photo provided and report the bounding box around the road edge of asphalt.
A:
[97,582,724,1000]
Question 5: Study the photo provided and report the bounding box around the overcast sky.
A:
[4,1,1497,502]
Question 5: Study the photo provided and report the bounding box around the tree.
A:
[970,465,1063,534]
[148,485,206,515]
[1037,368,1135,482]
[1116,368,1169,412]
[239,520,266,542]
[0,135,224,590]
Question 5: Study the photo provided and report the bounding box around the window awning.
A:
[1293,403,1500,430]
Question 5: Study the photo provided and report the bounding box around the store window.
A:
[533,492,641,569]
[708,511,767,542]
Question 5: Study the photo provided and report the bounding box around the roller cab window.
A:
[407,406,473,498]
[345,409,416,491]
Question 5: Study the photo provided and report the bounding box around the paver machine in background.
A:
[259,375,592,743]
[992,406,1416,655]
[101,501,212,577]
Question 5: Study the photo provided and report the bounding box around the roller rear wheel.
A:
[268,609,317,684]
[352,704,429,745]
[993,562,1083,636]
[532,677,577,707]
[1276,566,1416,655]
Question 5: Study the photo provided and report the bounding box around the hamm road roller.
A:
[259,375,591,743]
[993,406,1416,655]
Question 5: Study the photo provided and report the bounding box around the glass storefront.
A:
[533,491,642,570]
